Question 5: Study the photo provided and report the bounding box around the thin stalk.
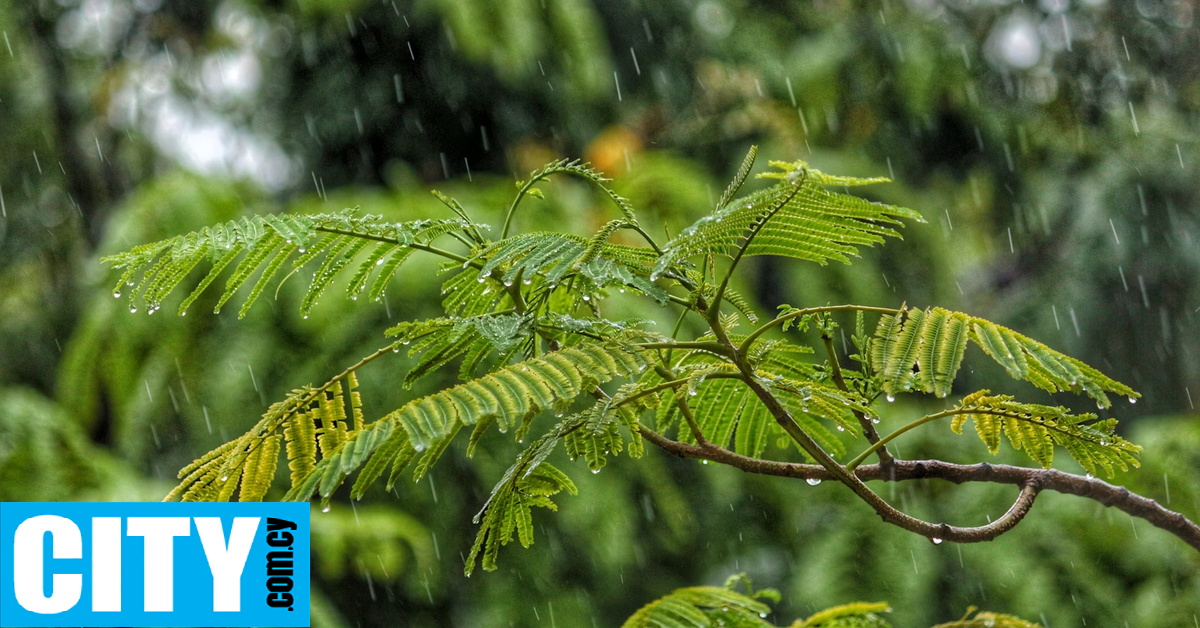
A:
[845,410,956,470]
[636,341,732,356]
[820,333,892,466]
[740,304,902,355]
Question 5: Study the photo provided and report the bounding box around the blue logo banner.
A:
[0,502,310,627]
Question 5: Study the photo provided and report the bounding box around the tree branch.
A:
[636,427,1200,551]
[820,332,895,470]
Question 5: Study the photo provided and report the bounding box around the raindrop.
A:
[321,505,331,513]
[220,476,228,482]
[591,469,600,474]
[1128,396,1137,404]
[886,394,896,402]
[806,478,822,486]
[836,425,845,432]
[129,306,138,313]
[931,537,944,545]
[113,291,122,298]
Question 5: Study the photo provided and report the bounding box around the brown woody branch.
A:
[637,427,1200,551]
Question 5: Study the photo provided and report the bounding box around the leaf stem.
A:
[845,410,957,471]
[740,305,902,355]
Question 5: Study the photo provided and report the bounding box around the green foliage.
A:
[871,307,1140,407]
[950,390,1141,477]
[621,577,1043,628]
[930,608,1043,628]
[621,574,778,628]
[105,149,1146,579]
[653,158,923,278]
[100,210,477,318]
[792,602,892,628]
[0,389,103,501]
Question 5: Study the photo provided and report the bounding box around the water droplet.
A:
[701,460,709,465]
[129,306,138,313]
[376,258,385,265]
[836,425,845,432]
[220,476,228,482]
[321,505,331,513]
[477,275,487,283]
[806,478,822,486]
[1086,473,1094,479]
[872,418,881,424]
[1128,396,1137,404]
[113,291,121,298]
[931,537,943,545]
[591,469,600,474]
[298,248,307,254]
[1099,439,1108,446]
[582,295,590,301]
[886,394,896,402]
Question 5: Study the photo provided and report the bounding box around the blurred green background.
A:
[1,0,1198,625]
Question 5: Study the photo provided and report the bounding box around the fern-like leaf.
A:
[465,419,580,575]
[872,308,1138,408]
[514,158,639,223]
[949,390,1141,477]
[389,340,649,451]
[101,210,478,317]
[931,608,1042,628]
[471,231,665,303]
[654,161,921,278]
[793,602,892,628]
[621,578,776,628]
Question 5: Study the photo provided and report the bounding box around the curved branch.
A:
[636,427,1200,551]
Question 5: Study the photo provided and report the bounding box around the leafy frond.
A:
[654,160,920,278]
[650,345,863,460]
[621,579,775,628]
[563,402,644,472]
[931,608,1042,628]
[515,158,639,223]
[101,209,478,317]
[793,602,892,628]
[872,308,1138,408]
[465,419,580,575]
[950,390,1141,477]
[387,314,532,386]
[716,145,759,210]
[470,231,665,303]
[389,339,650,451]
